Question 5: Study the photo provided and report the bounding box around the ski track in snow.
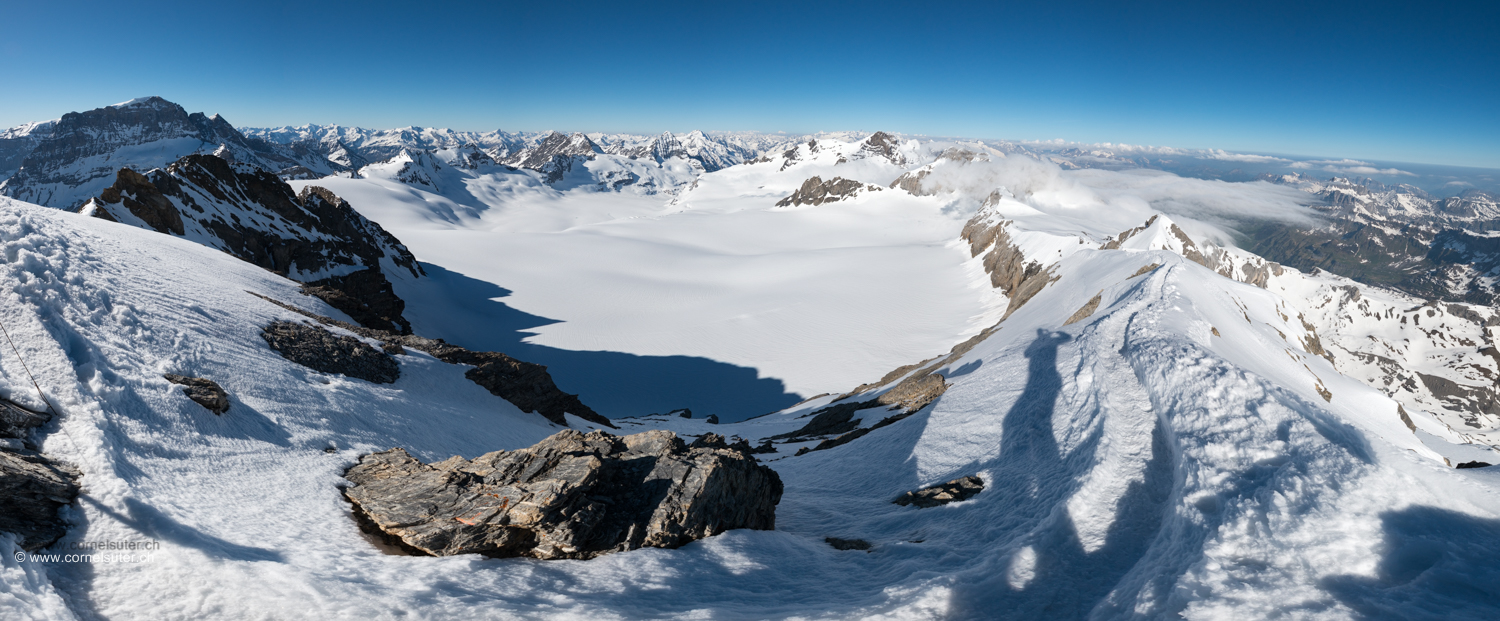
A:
[2,145,1500,618]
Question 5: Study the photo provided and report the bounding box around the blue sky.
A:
[4,0,1497,168]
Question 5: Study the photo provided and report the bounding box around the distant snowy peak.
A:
[502,132,602,183]
[1264,172,1500,225]
[852,131,907,166]
[603,130,746,173]
[0,97,330,208]
[361,148,449,190]
[82,153,422,332]
[243,124,534,171]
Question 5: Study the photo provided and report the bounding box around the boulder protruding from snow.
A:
[343,428,783,559]
[164,374,230,414]
[0,450,81,551]
[893,475,984,508]
[260,321,399,384]
[893,476,984,508]
[0,398,80,552]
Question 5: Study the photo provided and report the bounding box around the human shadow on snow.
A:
[946,328,1174,620]
[398,263,803,422]
[1322,504,1500,620]
[82,496,284,563]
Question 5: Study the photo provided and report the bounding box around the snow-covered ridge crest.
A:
[956,186,1500,460]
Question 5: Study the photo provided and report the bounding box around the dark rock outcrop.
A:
[825,537,872,551]
[163,374,230,414]
[343,429,782,559]
[776,176,880,207]
[772,400,881,442]
[0,399,49,444]
[251,293,612,428]
[893,475,984,508]
[260,321,399,384]
[0,398,80,552]
[82,154,422,333]
[300,268,411,334]
[0,450,81,551]
[1456,461,1493,469]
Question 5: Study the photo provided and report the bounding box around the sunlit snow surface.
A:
[1,135,1499,619]
[293,149,1008,419]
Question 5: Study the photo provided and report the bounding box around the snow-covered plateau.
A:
[1,99,1499,620]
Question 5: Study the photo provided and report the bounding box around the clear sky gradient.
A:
[4,0,1496,168]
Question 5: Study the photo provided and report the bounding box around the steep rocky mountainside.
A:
[1245,174,1500,307]
[80,153,423,332]
[0,97,338,209]
[0,120,56,179]
[501,131,603,183]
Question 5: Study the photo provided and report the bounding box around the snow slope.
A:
[3,192,1499,619]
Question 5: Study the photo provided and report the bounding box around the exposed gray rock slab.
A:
[261,321,398,384]
[0,449,81,551]
[0,399,48,440]
[163,374,230,414]
[343,429,782,559]
[893,475,984,508]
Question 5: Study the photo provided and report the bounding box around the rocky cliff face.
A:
[82,153,423,332]
[0,120,56,179]
[343,429,782,559]
[853,131,906,166]
[503,132,603,183]
[775,176,882,207]
[0,97,329,209]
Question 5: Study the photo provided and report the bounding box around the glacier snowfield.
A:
[1,129,1499,620]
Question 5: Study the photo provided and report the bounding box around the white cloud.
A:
[1203,149,1290,163]
[913,151,1320,245]
[1328,165,1415,177]
[1287,160,1415,177]
[1304,158,1373,166]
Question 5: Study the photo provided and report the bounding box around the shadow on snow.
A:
[398,263,803,423]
